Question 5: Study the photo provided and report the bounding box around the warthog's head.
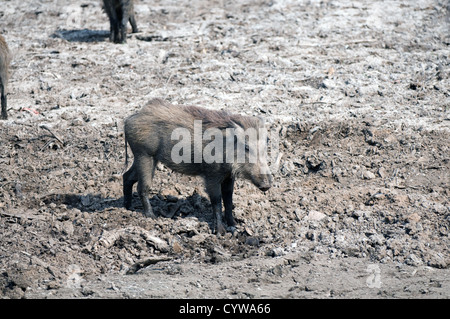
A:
[228,116,273,192]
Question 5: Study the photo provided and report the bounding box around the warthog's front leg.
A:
[221,176,236,227]
[205,178,226,235]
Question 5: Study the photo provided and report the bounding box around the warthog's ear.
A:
[229,120,245,132]
[229,120,238,128]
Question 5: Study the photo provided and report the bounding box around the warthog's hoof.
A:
[143,210,157,219]
[216,221,227,236]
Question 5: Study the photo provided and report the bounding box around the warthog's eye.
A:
[245,144,250,152]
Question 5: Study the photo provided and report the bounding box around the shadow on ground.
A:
[38,192,215,229]
[52,29,109,42]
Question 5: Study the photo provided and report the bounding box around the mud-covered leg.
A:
[135,155,156,218]
[205,179,226,235]
[221,176,235,227]
[123,162,138,209]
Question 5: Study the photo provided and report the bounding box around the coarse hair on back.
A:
[141,98,263,131]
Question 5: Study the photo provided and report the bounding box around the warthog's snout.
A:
[257,174,272,192]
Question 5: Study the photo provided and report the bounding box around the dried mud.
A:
[0,0,449,298]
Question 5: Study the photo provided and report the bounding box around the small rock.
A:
[428,252,448,268]
[305,231,315,241]
[368,233,385,246]
[307,210,326,221]
[393,194,409,205]
[383,135,398,144]
[409,82,418,90]
[46,280,61,290]
[406,212,421,223]
[309,126,322,135]
[172,241,183,254]
[72,118,84,126]
[306,155,325,172]
[189,234,206,244]
[293,209,305,221]
[244,226,253,236]
[378,167,387,178]
[270,247,286,257]
[352,210,371,218]
[363,171,376,180]
[405,254,422,266]
[61,221,74,236]
[280,161,295,176]
[245,237,260,247]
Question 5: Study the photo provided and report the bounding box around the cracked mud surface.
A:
[0,0,449,298]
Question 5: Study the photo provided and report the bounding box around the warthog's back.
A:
[124,98,263,146]
[134,98,260,128]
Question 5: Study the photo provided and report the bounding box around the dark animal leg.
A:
[129,13,138,33]
[205,178,226,235]
[1,81,7,120]
[118,4,128,43]
[221,176,235,227]
[104,2,119,42]
[123,162,138,209]
[135,156,156,218]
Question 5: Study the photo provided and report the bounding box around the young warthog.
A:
[123,99,273,235]
[103,0,138,43]
[0,35,11,120]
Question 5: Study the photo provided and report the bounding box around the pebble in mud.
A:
[363,171,376,180]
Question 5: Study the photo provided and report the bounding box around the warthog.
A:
[123,99,273,234]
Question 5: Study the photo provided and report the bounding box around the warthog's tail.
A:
[122,133,129,174]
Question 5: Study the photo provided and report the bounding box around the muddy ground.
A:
[0,0,449,299]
